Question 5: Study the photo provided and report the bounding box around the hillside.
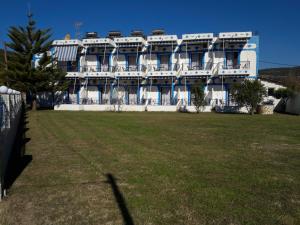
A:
[259,66,300,87]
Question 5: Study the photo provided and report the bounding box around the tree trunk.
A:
[32,99,37,111]
[31,93,37,111]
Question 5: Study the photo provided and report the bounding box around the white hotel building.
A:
[52,30,259,111]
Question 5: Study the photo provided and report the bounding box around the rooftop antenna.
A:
[27,2,32,17]
[74,21,83,39]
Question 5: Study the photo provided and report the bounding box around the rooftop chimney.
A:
[85,32,98,39]
[131,30,144,38]
[108,31,122,39]
[152,29,165,36]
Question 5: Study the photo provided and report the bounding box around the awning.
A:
[54,45,78,61]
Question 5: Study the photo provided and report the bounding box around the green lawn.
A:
[0,111,300,225]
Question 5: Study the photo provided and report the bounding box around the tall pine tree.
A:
[0,13,68,109]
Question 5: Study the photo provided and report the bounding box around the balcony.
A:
[114,65,144,78]
[57,65,83,78]
[180,62,213,77]
[218,61,251,76]
[146,63,179,77]
[83,65,113,78]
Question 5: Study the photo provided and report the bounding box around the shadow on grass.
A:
[106,173,135,225]
[4,106,32,190]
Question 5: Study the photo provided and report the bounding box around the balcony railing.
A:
[147,63,180,72]
[58,61,251,75]
[58,65,113,73]
[222,61,250,70]
[180,62,213,71]
[82,65,111,72]
[58,65,79,72]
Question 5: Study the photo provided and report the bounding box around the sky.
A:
[0,0,299,69]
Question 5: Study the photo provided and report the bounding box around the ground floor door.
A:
[68,86,77,104]
[161,87,171,105]
[127,86,137,105]
[87,86,98,104]
[101,86,110,104]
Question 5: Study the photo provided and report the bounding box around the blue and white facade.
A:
[52,31,259,111]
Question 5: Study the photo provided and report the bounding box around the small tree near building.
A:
[192,85,206,113]
[231,79,267,115]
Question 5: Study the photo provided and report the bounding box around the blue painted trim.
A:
[110,83,113,103]
[125,86,129,105]
[157,55,161,69]
[77,57,80,72]
[136,85,139,104]
[98,85,101,104]
[96,55,100,71]
[125,54,129,69]
[171,81,175,102]
[157,85,161,105]
[224,84,228,105]
[255,36,260,78]
[201,52,205,67]
[187,85,191,106]
[76,86,80,104]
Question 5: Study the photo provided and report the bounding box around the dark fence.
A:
[0,86,23,200]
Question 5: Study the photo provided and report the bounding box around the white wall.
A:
[239,50,256,76]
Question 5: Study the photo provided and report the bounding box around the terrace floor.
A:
[0,111,299,225]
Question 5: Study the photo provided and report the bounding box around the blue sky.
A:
[0,0,299,69]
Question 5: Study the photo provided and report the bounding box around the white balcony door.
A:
[160,55,169,71]
[226,52,239,69]
[128,86,137,105]
[87,86,98,104]
[191,53,202,70]
[99,56,109,72]
[161,87,171,105]
[101,86,110,104]
[68,86,77,104]
[128,55,137,71]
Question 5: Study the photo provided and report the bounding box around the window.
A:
[127,55,138,71]
[159,55,170,71]
[226,52,239,69]
[190,53,203,70]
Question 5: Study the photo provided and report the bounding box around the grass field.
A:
[0,111,299,225]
